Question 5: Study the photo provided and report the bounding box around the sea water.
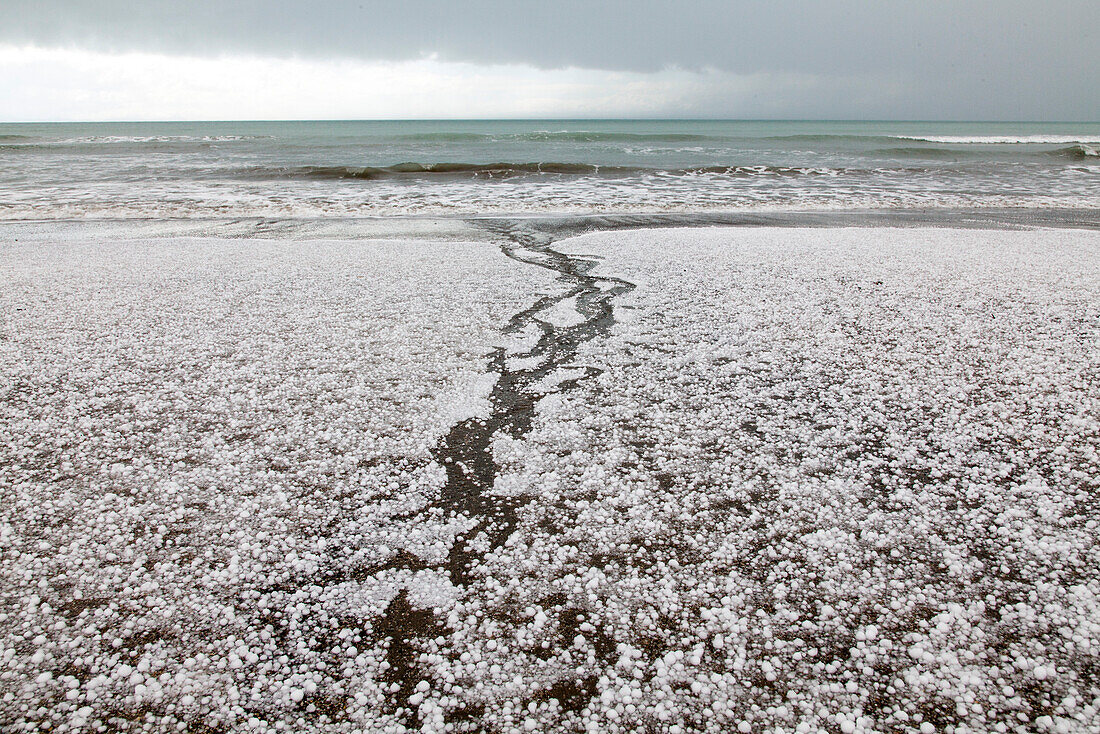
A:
[1,119,1097,219]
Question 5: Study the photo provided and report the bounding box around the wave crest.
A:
[1047,144,1099,159]
[242,162,913,181]
[395,131,716,143]
[896,135,1100,144]
[263,162,631,179]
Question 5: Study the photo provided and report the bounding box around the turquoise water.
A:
[1,120,1097,219]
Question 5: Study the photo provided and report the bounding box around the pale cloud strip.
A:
[0,45,897,122]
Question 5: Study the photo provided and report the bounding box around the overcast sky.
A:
[2,0,1097,121]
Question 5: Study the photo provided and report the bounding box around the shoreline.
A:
[1,207,1098,248]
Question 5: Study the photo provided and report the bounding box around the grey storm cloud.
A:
[3,0,1099,119]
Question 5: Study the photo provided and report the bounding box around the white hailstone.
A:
[5,226,1100,732]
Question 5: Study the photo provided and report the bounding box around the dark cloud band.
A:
[4,0,1097,119]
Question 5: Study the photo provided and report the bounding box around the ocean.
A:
[1,119,1097,220]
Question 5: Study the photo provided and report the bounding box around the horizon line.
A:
[3,117,1099,125]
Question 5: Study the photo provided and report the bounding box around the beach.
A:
[2,221,1098,733]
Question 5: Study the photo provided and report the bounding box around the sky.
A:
[1,0,1097,121]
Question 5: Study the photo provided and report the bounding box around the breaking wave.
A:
[871,145,1100,161]
[394,131,718,143]
[0,134,271,148]
[252,162,637,179]
[1047,144,1099,159]
[766,133,1100,147]
[895,135,1100,144]
[242,162,904,181]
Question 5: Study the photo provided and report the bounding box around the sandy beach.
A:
[2,223,1098,733]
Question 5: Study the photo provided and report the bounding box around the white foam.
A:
[894,134,1100,144]
[46,134,265,144]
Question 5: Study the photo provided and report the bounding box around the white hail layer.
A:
[2,227,1099,734]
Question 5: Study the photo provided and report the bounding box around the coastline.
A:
[3,206,1099,246]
